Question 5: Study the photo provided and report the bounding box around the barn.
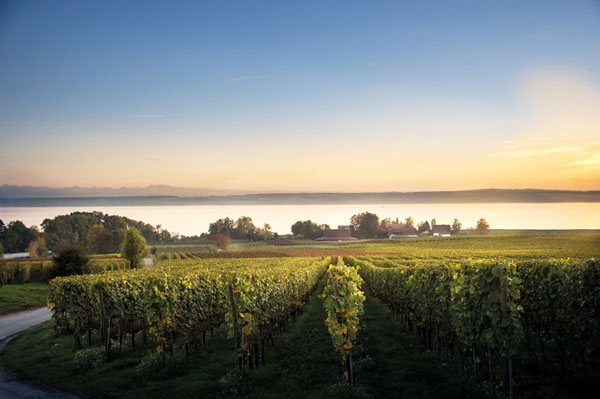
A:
[432,224,451,237]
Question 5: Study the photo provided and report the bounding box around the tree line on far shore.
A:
[0,211,491,258]
[342,212,490,239]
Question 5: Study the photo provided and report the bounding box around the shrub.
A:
[211,234,231,250]
[49,246,90,279]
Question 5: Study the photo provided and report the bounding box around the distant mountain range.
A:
[0,184,238,198]
[0,186,599,206]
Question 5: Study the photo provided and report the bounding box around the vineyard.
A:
[345,255,600,397]
[0,257,129,286]
[49,257,328,367]
[2,234,599,398]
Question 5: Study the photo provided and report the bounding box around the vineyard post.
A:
[98,287,107,355]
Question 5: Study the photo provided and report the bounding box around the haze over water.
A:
[1,203,599,236]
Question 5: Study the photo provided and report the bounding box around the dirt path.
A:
[0,308,77,398]
[0,308,51,344]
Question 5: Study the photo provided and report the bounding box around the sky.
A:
[0,0,599,193]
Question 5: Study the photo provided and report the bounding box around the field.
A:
[0,283,50,314]
[1,232,599,398]
[154,232,600,260]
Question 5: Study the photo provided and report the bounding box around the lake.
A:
[1,203,599,236]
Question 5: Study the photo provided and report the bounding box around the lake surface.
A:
[1,203,599,236]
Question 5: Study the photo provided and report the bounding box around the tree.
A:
[26,237,47,258]
[417,221,431,234]
[404,217,415,228]
[255,223,275,241]
[40,212,176,252]
[0,220,39,253]
[121,228,146,269]
[291,220,327,240]
[87,224,123,254]
[49,246,90,279]
[350,212,380,239]
[234,216,256,239]
[431,218,437,227]
[452,218,462,234]
[0,242,3,258]
[208,217,235,237]
[211,233,231,250]
[475,218,490,235]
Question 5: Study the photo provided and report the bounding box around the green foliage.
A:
[452,218,462,234]
[347,255,600,390]
[209,216,273,241]
[350,212,380,239]
[0,283,50,314]
[26,237,48,258]
[519,258,600,364]
[291,220,329,240]
[87,224,124,254]
[121,228,146,269]
[475,218,490,234]
[208,217,235,237]
[211,234,231,250]
[417,220,431,233]
[41,211,173,252]
[50,246,90,278]
[0,220,39,253]
[48,257,327,364]
[321,259,365,383]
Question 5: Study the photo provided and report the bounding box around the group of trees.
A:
[1,212,161,257]
[0,219,40,253]
[290,220,330,239]
[208,216,275,241]
[41,211,176,252]
[348,212,489,239]
[49,227,147,278]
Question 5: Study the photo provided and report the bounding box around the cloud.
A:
[569,154,600,169]
[129,115,164,118]
[502,142,591,157]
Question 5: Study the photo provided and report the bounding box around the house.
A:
[1,252,30,260]
[316,226,357,241]
[387,223,418,238]
[432,224,451,237]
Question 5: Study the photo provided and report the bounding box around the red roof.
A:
[432,224,451,234]
[387,224,418,235]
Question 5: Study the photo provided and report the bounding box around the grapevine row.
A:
[48,257,328,368]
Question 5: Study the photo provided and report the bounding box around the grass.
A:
[353,292,485,399]
[0,283,49,315]
[1,279,489,398]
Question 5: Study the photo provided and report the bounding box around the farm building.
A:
[432,224,451,237]
[1,252,30,260]
[316,226,357,241]
[387,223,418,238]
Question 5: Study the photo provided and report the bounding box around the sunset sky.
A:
[1,0,599,192]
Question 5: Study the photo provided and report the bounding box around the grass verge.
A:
[0,283,49,315]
